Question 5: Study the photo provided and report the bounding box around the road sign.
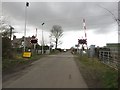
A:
[23,52,32,58]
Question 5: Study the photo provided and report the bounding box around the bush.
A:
[2,37,14,59]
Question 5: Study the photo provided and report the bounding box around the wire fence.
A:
[99,51,118,70]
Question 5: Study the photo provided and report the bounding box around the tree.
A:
[2,37,13,59]
[50,25,63,49]
[0,16,9,32]
[1,16,15,59]
[0,16,15,39]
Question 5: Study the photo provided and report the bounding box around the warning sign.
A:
[23,52,32,58]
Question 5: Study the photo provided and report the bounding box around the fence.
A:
[37,50,50,54]
[99,50,118,70]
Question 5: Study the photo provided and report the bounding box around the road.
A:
[3,51,88,88]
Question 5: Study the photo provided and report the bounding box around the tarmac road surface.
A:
[3,51,88,88]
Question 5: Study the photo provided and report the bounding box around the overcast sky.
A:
[1,1,118,49]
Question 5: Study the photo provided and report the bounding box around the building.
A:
[12,35,33,49]
[89,45,95,57]
[106,43,120,53]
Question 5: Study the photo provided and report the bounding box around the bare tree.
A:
[0,16,9,32]
[0,16,15,39]
[50,25,63,49]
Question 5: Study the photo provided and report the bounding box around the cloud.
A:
[2,2,118,34]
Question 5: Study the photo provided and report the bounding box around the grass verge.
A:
[49,50,61,55]
[3,50,61,74]
[2,53,44,73]
[75,54,118,88]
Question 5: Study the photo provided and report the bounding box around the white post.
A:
[34,44,36,50]
[49,36,51,54]
[77,46,79,54]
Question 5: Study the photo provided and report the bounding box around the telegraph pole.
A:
[35,28,37,38]
[24,2,29,52]
[41,23,44,54]
[49,36,52,54]
[9,25,14,40]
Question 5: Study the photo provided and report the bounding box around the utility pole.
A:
[24,2,29,52]
[35,28,37,38]
[49,36,52,54]
[41,23,44,54]
[9,25,14,40]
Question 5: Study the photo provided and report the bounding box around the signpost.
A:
[31,35,38,54]
[75,44,79,54]
[78,39,87,55]
[23,35,38,58]
[23,52,32,58]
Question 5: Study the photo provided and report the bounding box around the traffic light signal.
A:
[32,35,36,39]
[78,39,87,44]
[30,39,38,43]
[26,2,29,7]
[78,39,82,44]
[82,39,87,44]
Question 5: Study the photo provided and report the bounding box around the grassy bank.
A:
[3,50,61,73]
[75,54,118,88]
[49,50,62,55]
[2,53,44,72]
